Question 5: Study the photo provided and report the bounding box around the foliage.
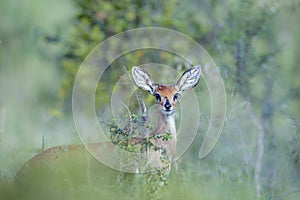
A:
[55,0,300,198]
[1,0,300,199]
[59,0,190,109]
[107,113,173,198]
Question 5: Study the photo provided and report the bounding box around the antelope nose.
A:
[164,100,172,110]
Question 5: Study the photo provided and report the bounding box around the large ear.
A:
[176,65,201,92]
[132,67,155,94]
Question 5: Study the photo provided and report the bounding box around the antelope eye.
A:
[173,93,180,101]
[154,93,161,102]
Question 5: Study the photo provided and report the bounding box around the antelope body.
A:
[16,66,201,196]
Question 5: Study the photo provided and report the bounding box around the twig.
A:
[141,100,149,137]
[42,135,45,152]
[246,101,264,198]
[0,107,6,144]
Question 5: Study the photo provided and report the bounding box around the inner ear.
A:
[132,67,155,94]
[176,66,201,92]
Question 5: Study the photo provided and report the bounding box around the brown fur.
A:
[154,84,179,108]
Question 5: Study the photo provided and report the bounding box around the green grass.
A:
[1,1,300,200]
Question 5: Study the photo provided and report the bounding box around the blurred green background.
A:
[1,0,300,199]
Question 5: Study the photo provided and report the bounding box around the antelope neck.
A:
[155,111,176,137]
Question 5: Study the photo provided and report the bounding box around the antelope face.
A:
[132,66,201,116]
[152,84,179,116]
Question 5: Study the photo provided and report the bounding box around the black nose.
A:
[164,100,172,110]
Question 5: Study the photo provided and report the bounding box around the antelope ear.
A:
[132,67,155,94]
[176,65,201,92]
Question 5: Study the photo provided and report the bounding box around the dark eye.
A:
[173,93,180,101]
[154,93,161,102]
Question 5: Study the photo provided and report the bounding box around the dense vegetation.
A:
[1,0,300,199]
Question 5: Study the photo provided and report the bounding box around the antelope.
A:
[130,66,201,171]
[16,66,201,192]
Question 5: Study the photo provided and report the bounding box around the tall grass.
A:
[1,1,300,200]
